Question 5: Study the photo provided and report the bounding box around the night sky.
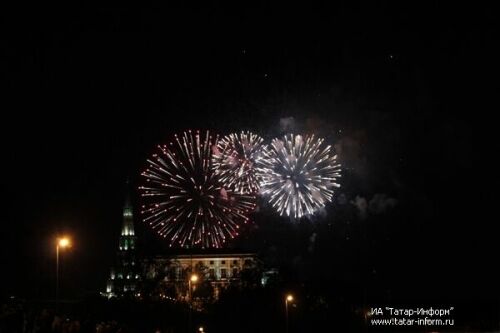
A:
[1,2,496,305]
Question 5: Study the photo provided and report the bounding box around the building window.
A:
[232,268,238,277]
[221,260,226,264]
[221,269,227,279]
[210,260,214,265]
[233,260,238,265]
[209,269,215,280]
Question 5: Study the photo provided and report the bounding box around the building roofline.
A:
[148,252,257,260]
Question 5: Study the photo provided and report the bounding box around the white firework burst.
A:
[257,134,341,218]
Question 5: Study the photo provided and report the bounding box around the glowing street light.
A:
[285,293,294,333]
[188,273,199,332]
[56,236,71,309]
[188,274,198,301]
[58,238,70,248]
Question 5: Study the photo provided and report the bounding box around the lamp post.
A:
[56,237,71,310]
[188,274,198,333]
[285,294,294,333]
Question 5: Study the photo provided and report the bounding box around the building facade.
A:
[143,252,259,300]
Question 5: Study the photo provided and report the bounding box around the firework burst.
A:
[257,134,341,219]
[212,131,265,194]
[139,130,257,248]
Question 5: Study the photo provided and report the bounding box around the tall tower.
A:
[104,189,141,298]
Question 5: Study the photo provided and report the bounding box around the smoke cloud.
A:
[352,193,397,219]
[279,117,296,133]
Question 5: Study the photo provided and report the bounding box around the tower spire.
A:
[121,181,135,236]
[104,180,140,298]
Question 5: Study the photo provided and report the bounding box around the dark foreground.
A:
[1,290,499,333]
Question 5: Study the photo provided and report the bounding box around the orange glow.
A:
[58,237,71,248]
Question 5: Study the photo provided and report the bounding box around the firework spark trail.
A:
[257,134,341,219]
[139,130,256,248]
[212,131,265,194]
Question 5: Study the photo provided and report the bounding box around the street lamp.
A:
[56,237,71,310]
[188,274,198,301]
[188,274,198,332]
[285,294,294,333]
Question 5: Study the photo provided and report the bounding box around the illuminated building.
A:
[103,192,141,298]
[143,252,259,300]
